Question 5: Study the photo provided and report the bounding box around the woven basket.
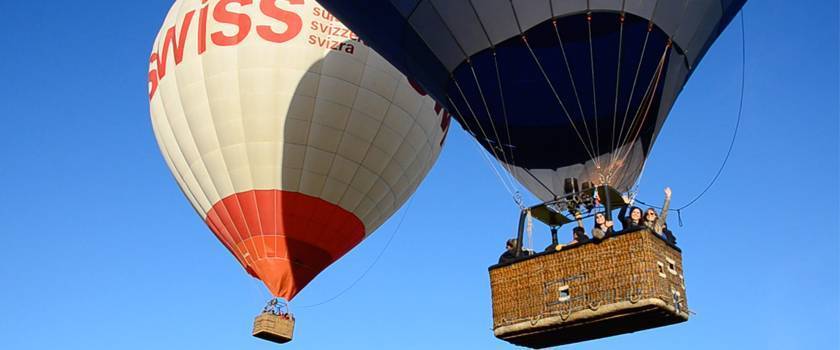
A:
[252,313,295,344]
[489,229,688,348]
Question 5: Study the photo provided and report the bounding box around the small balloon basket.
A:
[489,229,689,348]
[252,299,295,344]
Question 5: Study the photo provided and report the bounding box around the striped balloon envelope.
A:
[148,0,451,300]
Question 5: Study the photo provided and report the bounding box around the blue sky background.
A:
[0,1,837,349]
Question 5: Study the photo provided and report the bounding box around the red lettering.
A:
[154,11,196,80]
[198,0,209,54]
[212,0,253,46]
[257,0,303,43]
[313,7,336,21]
[148,54,159,100]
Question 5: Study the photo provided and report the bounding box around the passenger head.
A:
[630,206,643,223]
[645,208,658,223]
[506,238,518,251]
[573,226,585,238]
[594,212,606,225]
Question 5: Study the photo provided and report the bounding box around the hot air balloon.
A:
[148,0,450,343]
[315,0,745,347]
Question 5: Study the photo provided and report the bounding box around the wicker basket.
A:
[252,313,295,344]
[489,229,688,348]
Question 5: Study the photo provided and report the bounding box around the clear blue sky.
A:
[0,1,836,349]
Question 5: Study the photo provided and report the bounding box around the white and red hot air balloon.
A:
[148,0,450,307]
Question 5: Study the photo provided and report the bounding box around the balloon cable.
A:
[636,10,746,215]
[298,197,414,308]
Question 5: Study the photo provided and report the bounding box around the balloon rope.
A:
[610,11,626,167]
[551,18,599,165]
[466,63,515,177]
[491,51,518,178]
[613,44,670,169]
[429,0,522,195]
[509,0,599,164]
[298,197,415,308]
[450,78,520,195]
[612,26,652,167]
[466,0,520,180]
[520,37,600,164]
[673,11,746,211]
[586,11,602,161]
[636,11,747,213]
[448,96,519,200]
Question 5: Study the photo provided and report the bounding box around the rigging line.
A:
[298,197,415,308]
[612,20,653,166]
[613,45,669,188]
[610,8,626,174]
[632,10,747,212]
[614,43,670,169]
[451,77,519,192]
[509,0,599,163]
[586,10,601,164]
[447,95,517,198]
[466,0,521,189]
[492,50,518,182]
[552,18,600,167]
[521,167,559,199]
[427,1,519,191]
[675,11,747,211]
[520,36,600,164]
[470,129,518,198]
[616,0,689,172]
[467,63,517,184]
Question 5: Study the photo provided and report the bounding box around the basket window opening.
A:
[666,257,677,275]
[558,285,571,302]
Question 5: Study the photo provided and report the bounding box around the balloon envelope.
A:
[317,0,744,201]
[149,0,450,300]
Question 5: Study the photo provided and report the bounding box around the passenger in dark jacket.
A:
[662,223,677,245]
[618,204,644,231]
[498,238,519,264]
[571,226,590,245]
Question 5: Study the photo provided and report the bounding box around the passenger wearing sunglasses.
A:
[643,187,672,237]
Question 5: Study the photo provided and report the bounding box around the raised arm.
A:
[658,187,672,225]
[618,194,630,224]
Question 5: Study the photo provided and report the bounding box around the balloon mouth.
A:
[204,189,366,300]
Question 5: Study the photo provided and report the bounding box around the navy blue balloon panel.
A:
[318,0,746,200]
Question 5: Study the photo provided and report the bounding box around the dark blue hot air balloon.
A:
[315,0,745,202]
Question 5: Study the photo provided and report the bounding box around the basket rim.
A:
[488,228,680,271]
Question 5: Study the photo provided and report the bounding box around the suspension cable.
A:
[450,79,520,195]
[551,18,600,167]
[466,0,520,184]
[586,10,601,161]
[611,9,626,167]
[427,1,522,194]
[614,43,670,168]
[448,96,519,202]
[635,11,747,213]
